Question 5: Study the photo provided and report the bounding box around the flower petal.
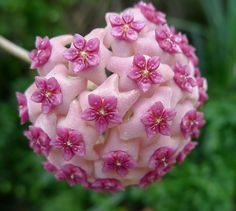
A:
[81,108,97,121]
[133,54,146,69]
[73,34,86,50]
[88,94,102,109]
[147,56,160,70]
[126,28,138,41]
[86,53,100,67]
[109,14,123,26]
[63,48,78,61]
[111,26,124,38]
[95,117,108,133]
[85,38,100,52]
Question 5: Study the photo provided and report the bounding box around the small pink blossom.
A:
[136,1,166,25]
[194,69,208,104]
[29,36,52,69]
[141,101,176,137]
[102,150,136,177]
[174,62,196,93]
[24,126,51,156]
[16,92,29,125]
[64,34,100,72]
[55,164,88,187]
[51,128,85,161]
[31,76,63,114]
[109,11,145,41]
[128,54,164,92]
[149,147,176,170]
[139,170,160,188]
[177,141,198,163]
[81,94,122,134]
[90,178,123,192]
[181,110,205,138]
[155,25,182,54]
[43,161,57,174]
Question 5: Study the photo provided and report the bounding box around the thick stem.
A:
[0,35,30,63]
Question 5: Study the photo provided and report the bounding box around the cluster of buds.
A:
[16,1,207,192]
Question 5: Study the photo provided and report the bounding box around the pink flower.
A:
[128,54,164,92]
[51,128,85,161]
[90,178,123,192]
[29,36,52,69]
[24,126,51,156]
[63,34,100,72]
[177,142,198,163]
[149,147,176,170]
[139,170,160,188]
[181,110,205,138]
[194,69,208,104]
[102,150,136,177]
[136,1,166,25]
[81,94,122,134]
[141,101,176,137]
[31,76,63,114]
[43,161,57,174]
[16,92,29,125]
[109,11,145,41]
[155,25,182,54]
[55,164,88,187]
[174,62,196,93]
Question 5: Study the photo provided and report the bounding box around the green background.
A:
[0,0,236,210]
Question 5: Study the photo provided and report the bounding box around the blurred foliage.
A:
[0,0,236,210]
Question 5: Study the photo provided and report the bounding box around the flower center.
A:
[155,117,163,125]
[123,24,130,32]
[66,140,72,147]
[45,91,52,98]
[142,69,149,77]
[161,157,167,167]
[80,50,87,60]
[99,107,106,116]
[116,160,122,167]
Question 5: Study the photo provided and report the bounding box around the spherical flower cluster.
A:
[16,1,207,192]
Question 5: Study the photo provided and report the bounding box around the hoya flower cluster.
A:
[16,1,207,192]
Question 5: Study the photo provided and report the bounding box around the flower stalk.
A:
[0,35,30,63]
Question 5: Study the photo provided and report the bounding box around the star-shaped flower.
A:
[31,76,63,114]
[50,128,85,161]
[135,1,166,25]
[16,92,29,125]
[149,147,176,170]
[29,36,52,69]
[155,25,182,54]
[181,110,205,138]
[81,94,122,134]
[64,34,100,73]
[119,87,173,140]
[79,74,140,131]
[141,101,176,137]
[55,164,88,187]
[106,55,173,92]
[43,161,57,174]
[24,126,51,156]
[109,11,145,41]
[127,54,164,92]
[102,150,136,177]
[90,178,123,192]
[194,68,208,105]
[139,170,161,188]
[177,141,198,163]
[174,62,196,93]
